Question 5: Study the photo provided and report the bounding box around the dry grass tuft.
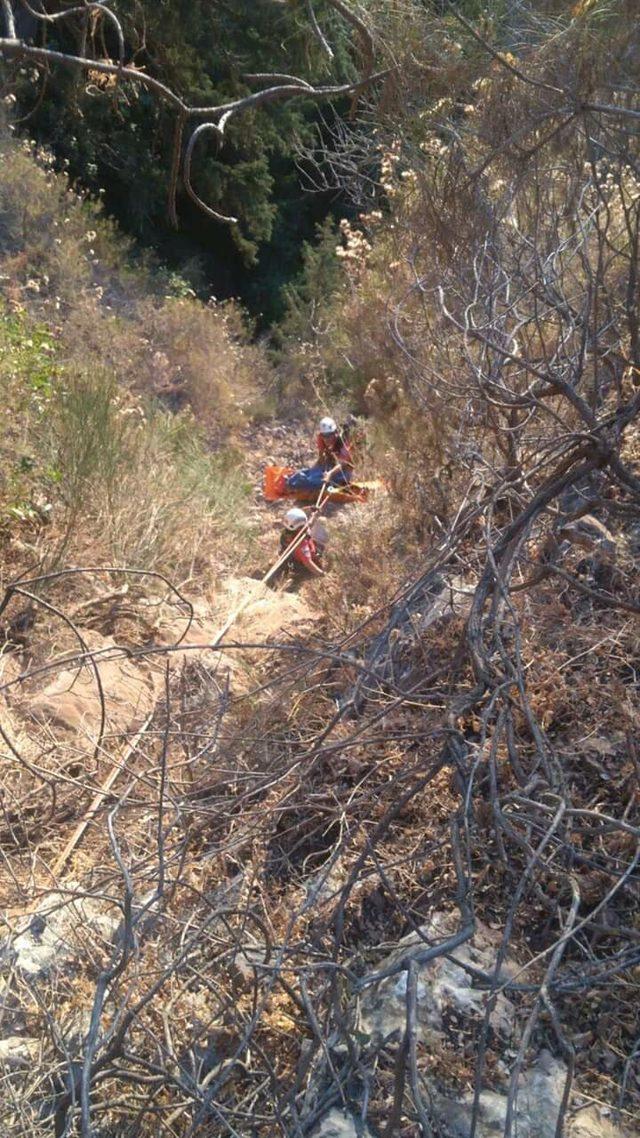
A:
[0,127,271,585]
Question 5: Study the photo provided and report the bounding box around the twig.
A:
[51,711,154,878]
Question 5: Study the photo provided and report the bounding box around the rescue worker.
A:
[279,507,325,578]
[316,416,354,485]
[284,415,354,493]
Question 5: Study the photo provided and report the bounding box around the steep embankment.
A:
[2,18,640,1127]
[3,414,638,1138]
[0,480,321,1135]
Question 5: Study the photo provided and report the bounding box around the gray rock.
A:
[7,891,120,976]
[0,1035,39,1069]
[437,1051,564,1138]
[435,1052,632,1138]
[359,912,516,1047]
[311,1109,372,1138]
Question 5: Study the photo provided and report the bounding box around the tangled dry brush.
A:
[0,4,640,1137]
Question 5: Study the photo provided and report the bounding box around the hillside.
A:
[1,4,640,1138]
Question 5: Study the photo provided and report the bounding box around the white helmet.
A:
[319,416,338,435]
[284,507,308,530]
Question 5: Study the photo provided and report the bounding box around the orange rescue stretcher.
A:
[264,465,382,505]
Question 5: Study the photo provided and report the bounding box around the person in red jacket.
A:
[279,508,325,578]
[284,416,357,495]
[316,416,354,484]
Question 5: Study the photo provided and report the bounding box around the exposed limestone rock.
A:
[6,890,120,976]
[436,1051,633,1138]
[0,1036,39,1069]
[359,912,516,1047]
[436,1051,565,1138]
[311,1109,373,1138]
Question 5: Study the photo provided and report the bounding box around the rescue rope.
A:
[50,484,332,877]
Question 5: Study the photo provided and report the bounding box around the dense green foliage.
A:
[7,1,357,321]
[3,0,527,324]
